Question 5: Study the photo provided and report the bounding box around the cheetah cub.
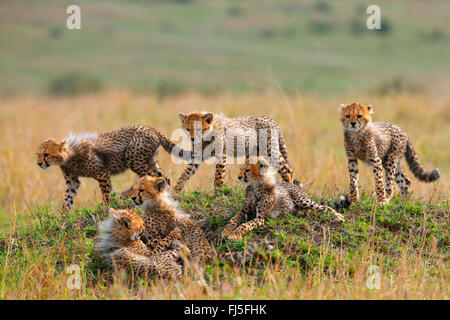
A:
[339,102,440,205]
[174,112,298,193]
[36,126,185,210]
[96,208,190,280]
[128,175,217,266]
[222,157,344,241]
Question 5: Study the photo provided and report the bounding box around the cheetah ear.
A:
[366,104,374,114]
[59,139,68,151]
[203,113,214,124]
[155,177,166,192]
[109,208,119,219]
[178,113,185,123]
[258,157,269,169]
[119,216,131,229]
[338,104,346,112]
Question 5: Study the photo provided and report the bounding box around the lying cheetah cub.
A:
[96,208,190,280]
[128,175,217,266]
[36,126,185,210]
[339,102,440,205]
[222,158,344,241]
[174,112,298,193]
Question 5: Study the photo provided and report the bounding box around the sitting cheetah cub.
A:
[128,175,217,266]
[96,208,190,280]
[222,158,344,241]
[339,102,440,205]
[36,126,185,210]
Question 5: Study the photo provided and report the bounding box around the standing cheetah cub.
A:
[96,208,190,280]
[339,102,440,205]
[128,175,217,266]
[174,112,298,193]
[36,126,185,210]
[222,157,344,241]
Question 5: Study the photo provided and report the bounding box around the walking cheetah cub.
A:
[128,175,217,266]
[36,126,185,210]
[222,157,344,241]
[96,208,190,280]
[339,102,440,205]
[174,112,298,193]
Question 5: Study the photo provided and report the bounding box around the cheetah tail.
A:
[157,131,190,160]
[405,140,440,182]
[278,132,290,165]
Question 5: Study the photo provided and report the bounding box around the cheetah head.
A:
[129,175,170,207]
[178,112,214,141]
[238,157,275,186]
[99,208,147,246]
[339,102,373,132]
[36,138,69,169]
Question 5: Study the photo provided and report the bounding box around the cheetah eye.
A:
[357,115,362,119]
[44,153,49,157]
[345,115,350,119]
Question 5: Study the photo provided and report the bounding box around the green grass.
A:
[0,187,447,298]
[1,0,449,96]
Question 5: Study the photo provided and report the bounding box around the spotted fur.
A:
[36,126,185,210]
[96,208,190,280]
[339,102,440,205]
[222,158,344,240]
[128,175,217,266]
[173,112,298,193]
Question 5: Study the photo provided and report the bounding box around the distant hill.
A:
[0,0,449,96]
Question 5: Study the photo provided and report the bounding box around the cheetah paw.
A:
[227,233,242,241]
[170,227,183,240]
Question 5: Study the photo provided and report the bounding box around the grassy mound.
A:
[0,185,448,299]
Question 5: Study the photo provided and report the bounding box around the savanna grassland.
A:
[0,92,448,299]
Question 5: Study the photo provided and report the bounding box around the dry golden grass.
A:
[0,91,448,299]
[0,91,448,219]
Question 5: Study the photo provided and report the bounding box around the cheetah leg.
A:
[347,158,359,204]
[174,163,200,194]
[221,212,244,239]
[395,161,411,201]
[228,217,265,241]
[96,173,112,205]
[228,194,274,240]
[214,164,226,189]
[370,157,387,205]
[383,151,403,203]
[62,175,81,211]
[298,198,345,222]
[149,227,182,255]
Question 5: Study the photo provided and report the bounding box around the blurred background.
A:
[0,0,449,97]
